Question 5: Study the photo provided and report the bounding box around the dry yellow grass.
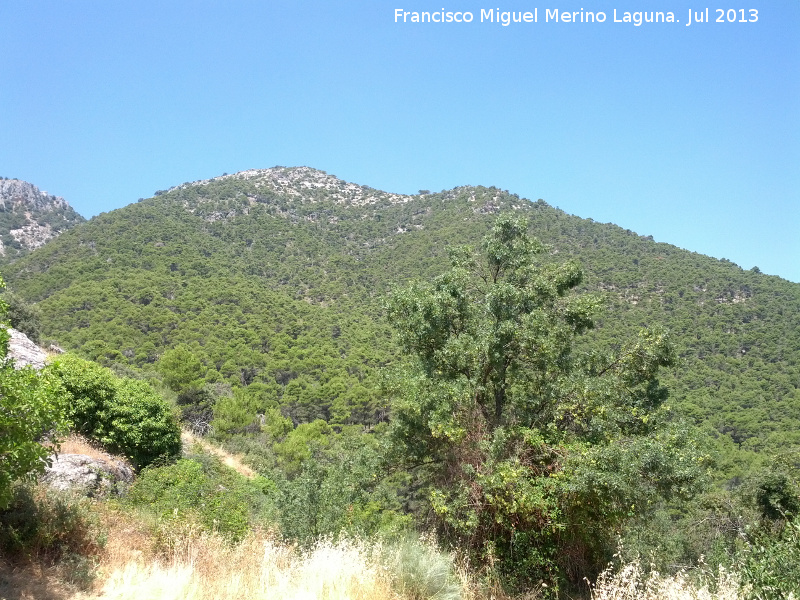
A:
[49,435,130,466]
[3,505,751,600]
[589,558,743,600]
[91,533,397,600]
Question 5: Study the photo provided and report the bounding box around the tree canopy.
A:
[386,215,707,592]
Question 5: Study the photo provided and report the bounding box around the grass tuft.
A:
[381,536,462,600]
[589,557,742,600]
[96,533,396,600]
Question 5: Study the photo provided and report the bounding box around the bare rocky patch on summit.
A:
[0,178,85,259]
[170,166,415,208]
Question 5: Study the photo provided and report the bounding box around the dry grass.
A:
[589,558,743,600]
[4,510,752,600]
[49,435,117,463]
[0,558,87,600]
[0,499,391,600]
[47,434,135,476]
[92,533,397,600]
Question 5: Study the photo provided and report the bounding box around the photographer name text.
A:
[393,8,759,26]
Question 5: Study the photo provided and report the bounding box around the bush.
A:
[47,355,181,468]
[276,430,411,543]
[0,482,105,564]
[176,386,216,436]
[740,516,800,600]
[381,536,462,600]
[0,282,69,508]
[107,379,182,468]
[126,455,276,543]
[2,291,42,343]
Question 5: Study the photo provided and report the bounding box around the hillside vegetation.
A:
[1,167,798,598]
[5,167,799,466]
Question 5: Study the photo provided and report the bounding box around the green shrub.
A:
[0,482,105,563]
[2,291,42,343]
[276,430,411,543]
[106,378,182,467]
[741,516,800,600]
[47,355,181,468]
[126,455,276,542]
[0,282,69,508]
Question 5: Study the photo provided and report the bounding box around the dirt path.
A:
[180,430,257,479]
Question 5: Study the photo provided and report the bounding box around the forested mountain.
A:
[0,178,85,262]
[4,166,799,475]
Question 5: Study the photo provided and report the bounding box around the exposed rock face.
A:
[2,326,47,369]
[42,454,134,497]
[0,178,85,259]
[169,166,415,209]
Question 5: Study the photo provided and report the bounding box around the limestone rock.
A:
[3,326,47,369]
[41,454,134,497]
[0,178,85,259]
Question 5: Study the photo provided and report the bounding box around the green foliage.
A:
[734,455,800,598]
[386,215,705,591]
[750,468,800,522]
[47,354,181,468]
[273,419,332,475]
[2,169,800,591]
[176,385,216,435]
[0,291,42,343]
[741,516,800,600]
[0,277,69,509]
[276,427,410,543]
[4,172,799,483]
[0,361,69,509]
[126,454,276,542]
[157,343,205,392]
[107,378,182,467]
[0,482,105,577]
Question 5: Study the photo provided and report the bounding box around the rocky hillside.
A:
[0,178,85,261]
[163,166,415,209]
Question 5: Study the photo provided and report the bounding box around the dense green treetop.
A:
[384,215,706,590]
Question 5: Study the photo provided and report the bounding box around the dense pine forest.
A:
[1,167,798,598]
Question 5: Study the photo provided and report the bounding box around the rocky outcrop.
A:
[0,179,73,213]
[0,178,85,259]
[2,326,48,369]
[42,454,134,497]
[169,166,415,209]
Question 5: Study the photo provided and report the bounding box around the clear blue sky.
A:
[1,1,798,281]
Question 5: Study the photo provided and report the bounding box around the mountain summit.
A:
[0,178,85,261]
[164,166,414,208]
